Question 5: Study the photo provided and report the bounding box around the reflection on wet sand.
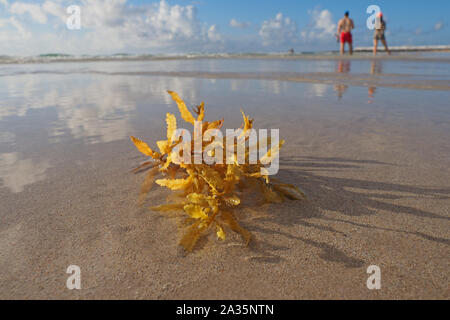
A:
[368,86,376,104]
[0,74,209,192]
[368,60,383,103]
[259,80,289,95]
[334,60,350,99]
[370,60,383,75]
[0,152,50,193]
[333,60,384,102]
[308,83,328,98]
[0,75,208,145]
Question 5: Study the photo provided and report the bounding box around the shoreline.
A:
[1,51,450,66]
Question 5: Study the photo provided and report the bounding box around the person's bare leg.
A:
[349,43,353,55]
[340,42,345,55]
[373,39,378,56]
[382,39,391,55]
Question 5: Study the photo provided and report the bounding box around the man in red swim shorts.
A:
[337,11,355,55]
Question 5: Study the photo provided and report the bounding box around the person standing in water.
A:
[337,11,355,55]
[373,12,391,55]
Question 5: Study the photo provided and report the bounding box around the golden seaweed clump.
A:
[130,91,305,252]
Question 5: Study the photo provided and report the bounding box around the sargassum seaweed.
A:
[131,91,305,252]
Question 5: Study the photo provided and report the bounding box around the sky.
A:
[0,0,448,55]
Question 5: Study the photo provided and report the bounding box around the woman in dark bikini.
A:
[373,12,391,55]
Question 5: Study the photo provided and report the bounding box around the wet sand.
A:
[82,70,450,91]
[0,58,449,299]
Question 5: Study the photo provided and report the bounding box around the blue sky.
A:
[0,0,448,55]
[186,0,447,32]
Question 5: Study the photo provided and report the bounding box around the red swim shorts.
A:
[340,32,352,44]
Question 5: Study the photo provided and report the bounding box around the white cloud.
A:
[42,0,66,21]
[0,0,8,7]
[230,18,251,28]
[1,0,223,55]
[259,13,298,46]
[301,9,336,41]
[434,21,443,31]
[6,16,31,39]
[208,25,222,42]
[10,2,48,24]
[83,0,224,52]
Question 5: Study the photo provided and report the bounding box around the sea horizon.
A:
[1,44,449,65]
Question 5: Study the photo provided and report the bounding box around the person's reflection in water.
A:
[370,60,383,75]
[368,86,376,104]
[337,60,351,73]
[334,84,348,99]
[334,60,351,99]
[368,60,383,103]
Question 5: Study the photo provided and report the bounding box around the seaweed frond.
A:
[131,91,305,252]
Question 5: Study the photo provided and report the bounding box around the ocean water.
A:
[0,57,449,194]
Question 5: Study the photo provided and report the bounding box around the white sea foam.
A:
[0,46,448,65]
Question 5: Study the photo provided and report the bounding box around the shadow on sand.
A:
[244,156,450,266]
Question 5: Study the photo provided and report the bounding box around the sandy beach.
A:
[0,56,449,299]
